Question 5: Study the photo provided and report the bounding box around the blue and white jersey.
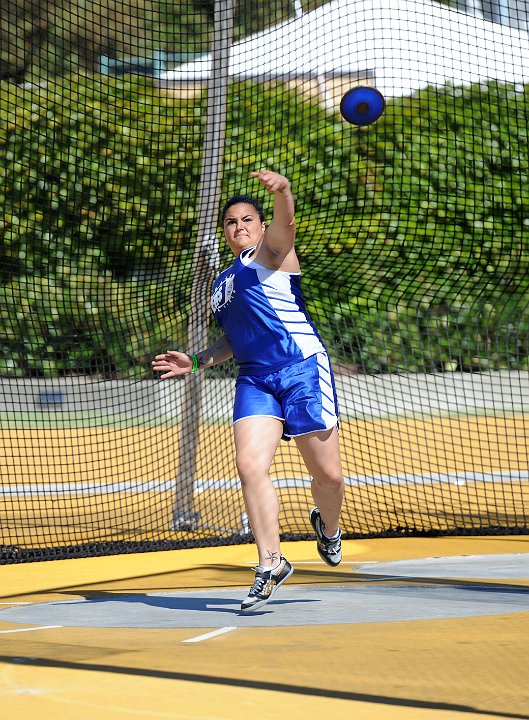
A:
[211,246,326,376]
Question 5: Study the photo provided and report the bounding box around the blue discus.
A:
[340,86,386,126]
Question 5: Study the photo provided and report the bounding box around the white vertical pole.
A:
[173,0,234,529]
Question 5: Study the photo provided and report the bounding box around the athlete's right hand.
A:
[251,169,290,194]
[152,351,193,379]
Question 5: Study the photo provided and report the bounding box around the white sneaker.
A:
[309,507,342,567]
[240,556,294,612]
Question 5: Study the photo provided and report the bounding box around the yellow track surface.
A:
[2,415,528,547]
[2,416,527,483]
[1,536,529,720]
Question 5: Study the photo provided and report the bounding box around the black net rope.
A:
[1,0,528,563]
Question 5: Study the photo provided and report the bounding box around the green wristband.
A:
[190,354,200,373]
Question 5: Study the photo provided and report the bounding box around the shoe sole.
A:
[240,565,294,613]
[310,508,342,567]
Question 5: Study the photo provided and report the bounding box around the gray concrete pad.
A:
[3,555,528,630]
[1,581,529,629]
[354,553,529,579]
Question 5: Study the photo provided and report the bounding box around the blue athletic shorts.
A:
[233,352,339,439]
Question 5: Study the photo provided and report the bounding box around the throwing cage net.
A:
[1,0,528,562]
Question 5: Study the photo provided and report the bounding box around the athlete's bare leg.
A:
[233,416,284,568]
[295,426,344,537]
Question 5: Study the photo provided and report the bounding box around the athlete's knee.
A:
[312,469,344,492]
[235,451,268,484]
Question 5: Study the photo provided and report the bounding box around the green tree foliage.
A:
[316,88,529,372]
[0,76,193,377]
[218,80,529,373]
[1,0,159,82]
[1,1,333,82]
[1,75,528,377]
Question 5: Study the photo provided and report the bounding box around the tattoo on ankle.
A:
[266,549,279,565]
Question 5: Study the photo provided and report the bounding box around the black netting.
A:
[1,0,528,563]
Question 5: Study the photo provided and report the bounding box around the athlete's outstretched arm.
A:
[152,334,233,379]
[251,170,296,266]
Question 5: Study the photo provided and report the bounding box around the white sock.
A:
[323,526,340,541]
[258,557,282,572]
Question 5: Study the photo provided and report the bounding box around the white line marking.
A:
[354,575,415,582]
[0,602,32,605]
[244,560,328,566]
[182,626,237,644]
[0,625,62,634]
[3,469,528,497]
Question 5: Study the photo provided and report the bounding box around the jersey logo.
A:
[211,273,235,313]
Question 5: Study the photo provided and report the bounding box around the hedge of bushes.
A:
[0,76,197,377]
[301,83,529,372]
[0,74,528,377]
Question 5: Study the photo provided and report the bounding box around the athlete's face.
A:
[222,203,265,256]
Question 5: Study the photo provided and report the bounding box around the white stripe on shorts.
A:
[316,353,338,428]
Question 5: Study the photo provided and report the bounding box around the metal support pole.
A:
[173,0,234,530]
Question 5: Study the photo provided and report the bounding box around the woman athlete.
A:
[152,170,344,612]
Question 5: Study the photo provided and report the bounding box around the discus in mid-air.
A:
[340,85,385,125]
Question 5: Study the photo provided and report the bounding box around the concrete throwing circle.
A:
[2,584,529,629]
[353,553,529,579]
[2,554,528,629]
